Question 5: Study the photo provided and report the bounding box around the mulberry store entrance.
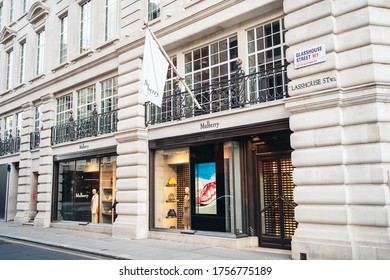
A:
[252,132,297,249]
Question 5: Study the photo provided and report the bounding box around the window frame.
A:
[59,14,68,64]
[36,29,45,75]
[19,41,26,84]
[104,0,117,41]
[77,85,96,119]
[100,77,118,113]
[80,0,92,54]
[56,94,73,126]
[6,49,14,91]
[147,0,160,22]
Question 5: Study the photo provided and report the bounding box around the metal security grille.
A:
[260,156,297,246]
[262,160,281,237]
[176,164,190,229]
[280,158,297,238]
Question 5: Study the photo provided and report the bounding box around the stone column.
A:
[112,55,149,239]
[284,0,390,259]
[34,94,55,228]
[14,102,35,224]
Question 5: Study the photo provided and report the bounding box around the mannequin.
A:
[91,188,99,223]
[182,187,190,230]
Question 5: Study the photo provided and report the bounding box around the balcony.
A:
[144,65,288,126]
[51,110,118,145]
[0,134,21,156]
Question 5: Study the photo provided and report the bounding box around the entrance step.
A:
[149,231,258,249]
[50,221,112,235]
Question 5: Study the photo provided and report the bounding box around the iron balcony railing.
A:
[51,110,118,145]
[0,134,21,156]
[145,65,288,126]
[30,130,40,150]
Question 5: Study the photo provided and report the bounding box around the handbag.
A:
[167,209,177,218]
[167,193,176,201]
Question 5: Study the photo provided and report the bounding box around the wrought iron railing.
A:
[51,110,118,145]
[30,130,40,150]
[0,134,21,156]
[145,65,288,126]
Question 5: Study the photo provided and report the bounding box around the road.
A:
[0,236,112,260]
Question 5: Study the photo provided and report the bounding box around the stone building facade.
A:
[0,0,389,259]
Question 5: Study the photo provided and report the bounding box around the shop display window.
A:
[154,148,190,230]
[56,156,117,224]
[153,142,243,235]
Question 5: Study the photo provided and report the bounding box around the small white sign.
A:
[294,44,326,69]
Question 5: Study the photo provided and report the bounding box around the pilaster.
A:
[34,94,55,228]
[112,56,149,239]
[284,0,390,259]
[14,103,35,224]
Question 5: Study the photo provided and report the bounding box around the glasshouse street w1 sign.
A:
[294,44,326,69]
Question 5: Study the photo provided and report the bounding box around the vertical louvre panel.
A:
[280,158,296,238]
[176,164,190,230]
[262,160,280,237]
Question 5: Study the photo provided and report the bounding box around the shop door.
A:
[0,164,9,220]
[258,155,297,249]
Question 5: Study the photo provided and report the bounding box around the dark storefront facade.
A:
[52,148,117,225]
[149,119,296,249]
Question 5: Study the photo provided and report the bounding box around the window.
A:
[148,0,160,21]
[101,78,118,113]
[60,15,68,63]
[19,42,26,84]
[16,112,22,137]
[9,0,14,22]
[153,142,243,233]
[4,115,13,138]
[56,94,73,125]
[105,0,117,41]
[184,36,238,88]
[247,19,287,102]
[34,105,41,130]
[6,50,14,90]
[80,1,92,53]
[77,85,96,119]
[184,36,238,111]
[22,0,29,14]
[55,156,117,224]
[247,19,286,73]
[36,30,45,75]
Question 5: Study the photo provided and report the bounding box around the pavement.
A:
[0,221,291,260]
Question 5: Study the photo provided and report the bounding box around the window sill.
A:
[70,50,94,64]
[52,62,70,73]
[184,0,204,9]
[0,89,13,98]
[29,74,46,84]
[13,83,26,91]
[96,38,119,52]
[145,17,161,27]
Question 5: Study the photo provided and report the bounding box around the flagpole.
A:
[144,25,202,110]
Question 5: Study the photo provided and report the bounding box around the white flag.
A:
[140,28,169,107]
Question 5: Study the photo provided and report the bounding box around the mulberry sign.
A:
[294,44,326,69]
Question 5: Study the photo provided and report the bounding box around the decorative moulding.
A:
[27,1,50,25]
[0,26,17,45]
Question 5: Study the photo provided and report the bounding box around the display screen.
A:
[195,162,217,215]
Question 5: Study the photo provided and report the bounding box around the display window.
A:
[153,141,243,234]
[56,156,117,224]
[154,148,190,230]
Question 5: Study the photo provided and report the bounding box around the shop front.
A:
[149,119,297,249]
[52,148,117,225]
